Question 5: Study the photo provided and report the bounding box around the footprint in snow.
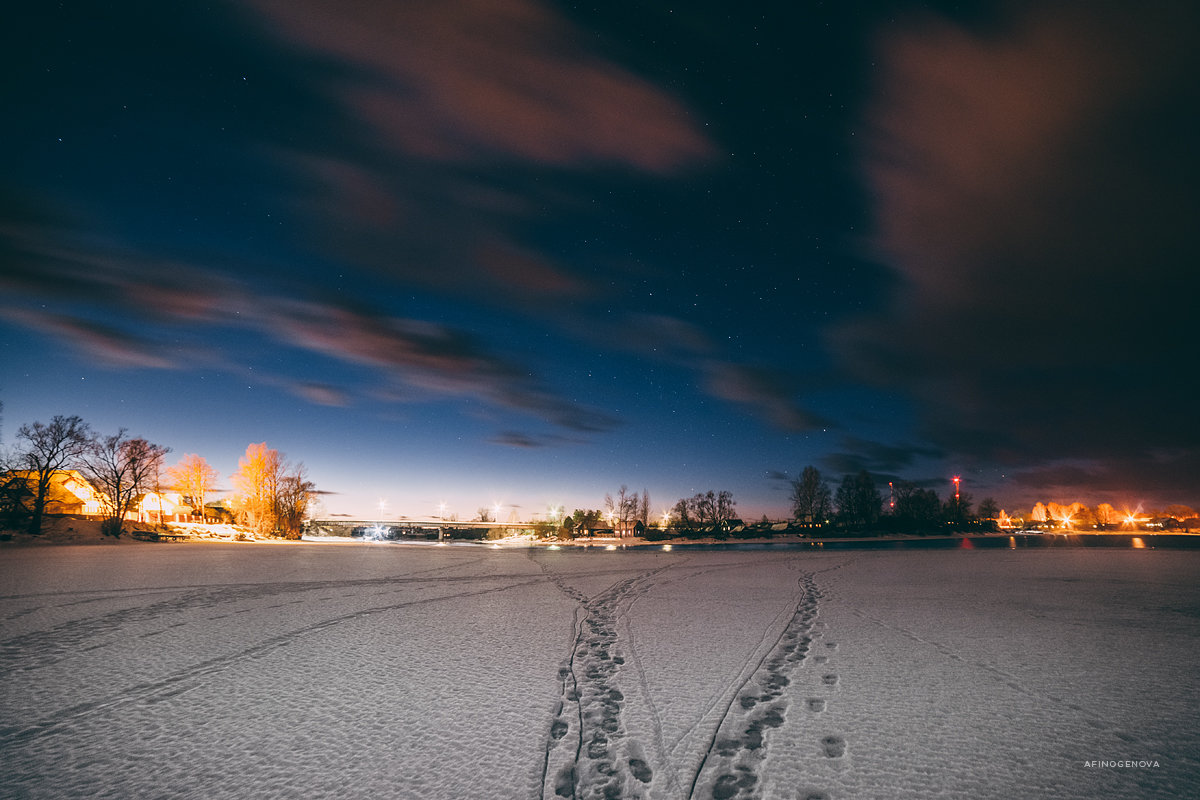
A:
[821,735,846,758]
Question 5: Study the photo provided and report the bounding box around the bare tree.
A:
[14,415,93,535]
[604,485,640,534]
[275,464,315,540]
[167,454,219,520]
[790,466,832,525]
[685,490,737,526]
[84,430,170,537]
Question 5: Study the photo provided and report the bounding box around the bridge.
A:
[306,518,535,540]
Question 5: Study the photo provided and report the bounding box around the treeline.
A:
[789,467,997,534]
[1,414,315,539]
[1025,501,1197,530]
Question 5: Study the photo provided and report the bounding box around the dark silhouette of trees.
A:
[977,497,1000,521]
[605,485,640,533]
[790,466,832,525]
[14,415,93,535]
[943,490,974,529]
[835,470,882,530]
[84,430,170,537]
[570,508,603,536]
[891,481,941,533]
[684,490,737,526]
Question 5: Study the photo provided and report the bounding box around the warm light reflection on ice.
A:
[1132,537,1146,549]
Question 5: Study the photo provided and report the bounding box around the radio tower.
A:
[952,476,961,503]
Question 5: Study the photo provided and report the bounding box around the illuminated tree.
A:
[1030,502,1048,522]
[84,430,171,537]
[231,443,281,536]
[14,415,94,535]
[230,443,315,538]
[1165,505,1196,522]
[1094,503,1118,526]
[790,466,832,525]
[167,454,219,520]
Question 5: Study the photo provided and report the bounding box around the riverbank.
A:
[6,516,1198,550]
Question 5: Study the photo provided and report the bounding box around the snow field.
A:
[1,544,1197,799]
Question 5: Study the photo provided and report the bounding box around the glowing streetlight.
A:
[438,501,447,520]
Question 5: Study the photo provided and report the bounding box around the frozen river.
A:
[2,544,1198,799]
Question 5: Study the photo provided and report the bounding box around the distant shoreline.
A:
[4,516,1197,551]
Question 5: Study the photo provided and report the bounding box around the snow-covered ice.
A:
[1,544,1197,799]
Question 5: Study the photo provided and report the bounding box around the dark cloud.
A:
[489,432,545,449]
[700,362,832,433]
[842,0,1200,491]
[820,436,944,479]
[1008,450,1199,509]
[0,218,614,434]
[0,307,172,370]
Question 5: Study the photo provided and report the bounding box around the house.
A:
[614,520,646,539]
[132,491,190,523]
[3,470,108,516]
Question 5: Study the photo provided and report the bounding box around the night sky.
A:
[3,0,1198,520]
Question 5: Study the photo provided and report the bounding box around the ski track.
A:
[846,605,1157,752]
[5,550,864,799]
[0,575,550,747]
